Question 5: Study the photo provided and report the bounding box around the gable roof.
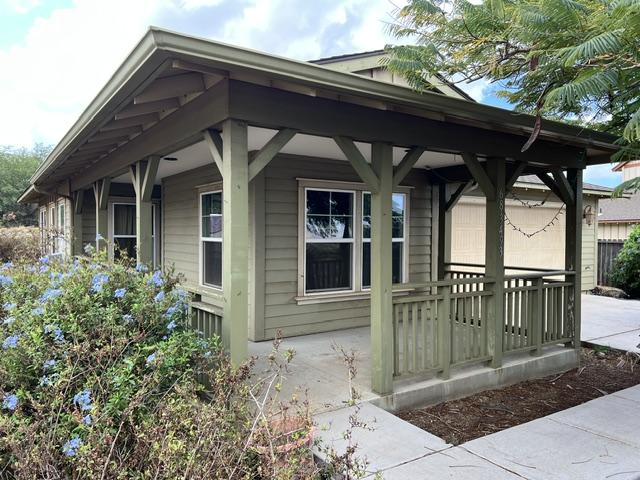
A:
[599,193,640,222]
[516,174,613,197]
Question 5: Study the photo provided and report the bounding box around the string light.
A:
[505,190,565,238]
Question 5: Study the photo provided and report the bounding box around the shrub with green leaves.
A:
[611,225,640,298]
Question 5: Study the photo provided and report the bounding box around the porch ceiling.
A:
[26,27,619,199]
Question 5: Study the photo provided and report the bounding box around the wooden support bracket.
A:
[333,136,380,192]
[536,172,567,204]
[248,128,297,181]
[93,178,111,211]
[73,190,84,215]
[506,161,527,191]
[551,168,575,205]
[445,180,474,212]
[393,147,425,188]
[462,152,495,200]
[129,156,160,202]
[203,129,223,174]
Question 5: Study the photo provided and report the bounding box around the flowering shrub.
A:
[611,225,640,298]
[0,253,368,478]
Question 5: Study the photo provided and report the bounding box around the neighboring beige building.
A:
[598,161,640,240]
[451,177,611,292]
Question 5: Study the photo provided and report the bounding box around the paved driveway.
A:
[582,294,640,352]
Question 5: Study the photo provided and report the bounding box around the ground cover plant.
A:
[0,252,364,479]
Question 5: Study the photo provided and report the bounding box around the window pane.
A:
[306,190,330,215]
[331,191,352,216]
[201,193,222,238]
[392,194,405,238]
[362,242,403,287]
[114,237,136,260]
[306,243,352,292]
[114,205,136,236]
[203,241,222,288]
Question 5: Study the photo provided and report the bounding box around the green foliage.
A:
[386,0,640,168]
[0,145,50,226]
[610,224,640,298]
[610,225,640,298]
[0,255,330,479]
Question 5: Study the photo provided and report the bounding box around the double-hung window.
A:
[304,189,354,293]
[112,204,137,260]
[200,191,223,289]
[300,181,409,297]
[56,202,66,255]
[362,192,406,288]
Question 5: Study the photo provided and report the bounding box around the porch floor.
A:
[249,325,578,414]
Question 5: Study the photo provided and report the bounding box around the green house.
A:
[20,29,619,397]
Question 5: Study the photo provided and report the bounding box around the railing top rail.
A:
[405,276,495,289]
[504,270,575,280]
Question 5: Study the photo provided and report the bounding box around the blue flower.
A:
[3,302,16,311]
[39,265,49,273]
[44,325,65,343]
[146,353,157,365]
[122,314,133,324]
[82,414,92,426]
[135,264,149,273]
[164,305,177,319]
[39,256,50,265]
[43,359,57,370]
[0,275,13,287]
[62,437,83,457]
[166,320,177,332]
[39,375,54,387]
[2,334,20,349]
[83,243,94,255]
[149,271,163,287]
[90,273,109,293]
[2,393,18,411]
[2,261,13,270]
[154,291,165,303]
[114,288,127,299]
[3,316,15,326]
[26,265,37,273]
[32,307,44,316]
[39,288,62,303]
[95,233,105,242]
[73,390,92,412]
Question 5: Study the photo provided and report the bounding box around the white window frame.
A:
[297,179,411,299]
[303,186,357,296]
[48,204,56,255]
[56,200,67,256]
[109,202,159,266]
[199,190,223,291]
[39,207,47,254]
[361,191,408,289]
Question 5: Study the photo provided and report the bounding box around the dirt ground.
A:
[397,348,640,445]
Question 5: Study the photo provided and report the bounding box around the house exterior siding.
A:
[161,154,432,340]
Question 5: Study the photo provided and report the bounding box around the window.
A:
[362,192,406,288]
[113,204,137,260]
[299,181,410,298]
[56,202,66,255]
[39,208,47,253]
[111,203,158,264]
[48,206,55,255]
[304,188,354,293]
[200,191,222,289]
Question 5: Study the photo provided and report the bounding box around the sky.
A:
[0,0,621,187]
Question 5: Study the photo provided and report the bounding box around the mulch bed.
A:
[397,348,640,445]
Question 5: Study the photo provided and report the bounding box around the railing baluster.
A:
[438,286,451,379]
[402,303,409,374]
[411,302,418,372]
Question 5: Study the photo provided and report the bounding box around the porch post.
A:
[437,184,452,280]
[222,119,249,365]
[484,158,505,368]
[72,190,84,256]
[370,142,394,395]
[93,178,110,252]
[130,157,160,266]
[565,168,583,349]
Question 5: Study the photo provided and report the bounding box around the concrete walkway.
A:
[315,385,640,479]
[582,294,640,352]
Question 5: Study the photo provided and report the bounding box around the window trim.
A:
[297,179,411,299]
[56,200,67,256]
[199,190,223,291]
[302,186,356,296]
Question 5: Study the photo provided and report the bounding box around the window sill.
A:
[295,285,415,306]
[184,285,224,304]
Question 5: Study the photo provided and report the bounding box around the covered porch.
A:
[23,29,618,398]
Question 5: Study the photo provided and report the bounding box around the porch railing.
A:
[391,263,576,379]
[190,301,224,341]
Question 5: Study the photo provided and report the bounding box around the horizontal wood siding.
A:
[82,193,96,249]
[262,155,432,339]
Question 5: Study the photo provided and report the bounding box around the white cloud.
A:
[2,0,41,14]
[458,78,490,102]
[179,0,222,10]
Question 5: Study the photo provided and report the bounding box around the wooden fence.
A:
[597,240,624,287]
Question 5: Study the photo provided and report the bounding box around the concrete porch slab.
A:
[582,294,640,353]
[313,402,450,475]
